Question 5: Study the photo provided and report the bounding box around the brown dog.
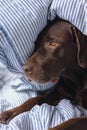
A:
[0,18,87,130]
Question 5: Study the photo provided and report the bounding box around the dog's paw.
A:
[0,109,18,124]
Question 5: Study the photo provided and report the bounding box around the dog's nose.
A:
[23,65,33,73]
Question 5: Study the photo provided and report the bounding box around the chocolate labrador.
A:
[0,17,87,130]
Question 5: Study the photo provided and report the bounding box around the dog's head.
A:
[23,20,87,83]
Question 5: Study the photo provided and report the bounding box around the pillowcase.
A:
[0,0,53,73]
[0,0,56,91]
[48,0,87,35]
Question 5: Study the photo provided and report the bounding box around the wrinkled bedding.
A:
[0,62,87,130]
[0,0,87,130]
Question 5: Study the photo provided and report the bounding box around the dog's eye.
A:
[49,41,57,46]
[44,40,60,49]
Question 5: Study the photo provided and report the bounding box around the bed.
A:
[0,0,87,130]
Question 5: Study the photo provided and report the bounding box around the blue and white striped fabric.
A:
[1,99,87,130]
[0,0,52,72]
[0,0,87,130]
[48,0,87,35]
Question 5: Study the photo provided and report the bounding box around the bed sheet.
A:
[0,61,87,130]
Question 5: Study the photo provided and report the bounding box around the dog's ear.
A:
[71,26,87,68]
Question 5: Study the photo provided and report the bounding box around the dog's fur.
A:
[0,18,87,130]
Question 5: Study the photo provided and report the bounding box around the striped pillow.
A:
[48,0,87,35]
[0,0,58,92]
[0,0,52,73]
